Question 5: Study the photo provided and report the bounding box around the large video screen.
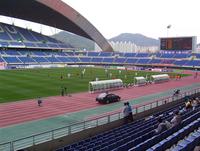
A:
[160,37,193,50]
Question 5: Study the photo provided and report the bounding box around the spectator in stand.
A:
[127,102,133,122]
[179,106,187,114]
[185,100,192,110]
[173,89,180,96]
[192,99,199,110]
[170,110,182,127]
[155,117,168,134]
[195,97,200,104]
[123,102,129,124]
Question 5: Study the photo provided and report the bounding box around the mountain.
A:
[52,32,159,50]
[52,31,95,50]
[109,33,159,46]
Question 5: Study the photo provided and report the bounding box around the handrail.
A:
[0,87,199,151]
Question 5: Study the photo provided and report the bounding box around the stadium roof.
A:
[0,0,113,51]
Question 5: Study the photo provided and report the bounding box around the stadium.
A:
[0,0,200,151]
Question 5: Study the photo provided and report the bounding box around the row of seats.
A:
[55,102,199,151]
[1,56,200,66]
[131,108,200,151]
[86,52,194,59]
[172,127,200,151]
[146,118,200,151]
[0,22,72,49]
[1,50,198,59]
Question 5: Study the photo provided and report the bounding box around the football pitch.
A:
[0,67,188,103]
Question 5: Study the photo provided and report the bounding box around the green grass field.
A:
[0,67,189,103]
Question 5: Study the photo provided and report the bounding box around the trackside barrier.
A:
[1,88,200,151]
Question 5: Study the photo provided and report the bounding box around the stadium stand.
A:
[125,58,138,64]
[79,57,92,63]
[174,53,191,59]
[56,57,73,63]
[148,59,162,64]
[161,59,175,64]
[90,57,103,63]
[102,57,114,63]
[172,128,200,151]
[173,60,188,66]
[0,23,72,49]
[135,53,149,57]
[136,58,150,64]
[67,56,80,63]
[2,56,22,64]
[46,57,61,63]
[124,53,136,58]
[160,53,175,58]
[32,57,49,63]
[54,99,200,151]
[99,52,113,57]
[18,56,36,64]
[184,60,200,67]
[194,53,200,59]
[3,49,19,55]
[87,52,99,57]
[0,57,5,62]
[1,47,200,69]
[1,22,200,71]
[113,57,127,64]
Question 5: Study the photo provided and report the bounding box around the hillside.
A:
[109,33,159,46]
[52,31,95,50]
[52,32,159,50]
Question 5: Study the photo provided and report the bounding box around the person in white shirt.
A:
[155,117,168,134]
[171,110,182,127]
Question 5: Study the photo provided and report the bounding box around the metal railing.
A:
[0,88,200,151]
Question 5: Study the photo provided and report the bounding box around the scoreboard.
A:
[160,37,196,51]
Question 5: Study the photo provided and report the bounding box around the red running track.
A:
[0,71,200,128]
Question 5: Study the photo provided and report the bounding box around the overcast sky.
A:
[1,0,200,42]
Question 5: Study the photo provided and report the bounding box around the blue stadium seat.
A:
[102,57,114,63]
[136,59,150,64]
[160,53,175,58]
[135,53,149,57]
[18,57,36,63]
[57,57,73,63]
[2,56,22,63]
[126,58,138,64]
[32,57,49,63]
[174,53,191,59]
[90,57,103,63]
[124,53,136,57]
[79,57,91,63]
[114,57,127,63]
[87,52,99,56]
[46,57,61,63]
[0,22,72,49]
[148,59,162,64]
[99,52,113,57]
[173,60,188,66]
